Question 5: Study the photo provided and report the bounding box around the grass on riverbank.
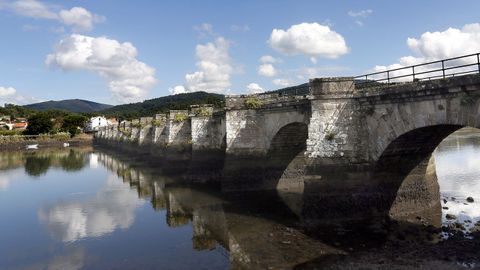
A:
[0,132,74,144]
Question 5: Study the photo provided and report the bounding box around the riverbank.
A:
[0,133,93,151]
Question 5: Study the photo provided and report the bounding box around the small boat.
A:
[26,144,38,150]
[63,142,70,147]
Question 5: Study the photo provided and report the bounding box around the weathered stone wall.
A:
[191,111,226,150]
[225,106,310,156]
[153,114,168,145]
[138,117,153,145]
[167,110,191,145]
[305,78,368,165]
[358,75,480,163]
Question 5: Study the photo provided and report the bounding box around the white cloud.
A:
[260,55,281,64]
[10,0,57,19]
[59,7,105,32]
[0,86,40,105]
[230,24,250,32]
[169,85,187,95]
[258,63,276,77]
[268,22,349,62]
[0,86,16,96]
[46,34,157,103]
[371,23,480,81]
[348,9,372,18]
[246,83,263,94]
[181,37,232,94]
[38,174,144,242]
[272,78,294,87]
[1,0,104,32]
[194,23,216,38]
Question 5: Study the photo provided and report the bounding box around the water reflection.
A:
[435,127,480,233]
[38,174,143,242]
[1,135,480,269]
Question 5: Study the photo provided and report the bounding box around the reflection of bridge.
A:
[95,149,450,269]
[96,54,480,225]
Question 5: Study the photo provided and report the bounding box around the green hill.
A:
[24,99,113,113]
[100,91,225,119]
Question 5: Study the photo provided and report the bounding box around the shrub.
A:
[152,119,164,126]
[0,130,22,136]
[325,131,336,141]
[196,107,212,117]
[130,122,142,128]
[244,97,262,109]
[173,113,188,122]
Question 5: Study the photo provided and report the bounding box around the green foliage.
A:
[195,107,212,117]
[59,150,86,172]
[244,97,262,109]
[130,122,142,128]
[0,130,23,136]
[152,119,164,126]
[173,113,188,122]
[99,91,225,119]
[24,155,52,177]
[25,112,53,135]
[120,130,132,137]
[0,104,36,118]
[61,114,88,137]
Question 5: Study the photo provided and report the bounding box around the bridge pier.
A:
[94,73,480,226]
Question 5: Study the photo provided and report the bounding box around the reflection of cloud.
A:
[0,176,9,191]
[13,246,85,270]
[39,175,144,242]
[47,247,85,270]
[89,153,98,169]
[435,131,480,225]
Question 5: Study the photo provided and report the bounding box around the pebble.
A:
[446,214,457,220]
[467,197,474,203]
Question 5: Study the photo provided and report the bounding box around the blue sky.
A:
[0,0,480,105]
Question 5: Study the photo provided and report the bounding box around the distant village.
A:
[0,114,118,133]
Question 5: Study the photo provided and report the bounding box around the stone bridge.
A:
[96,72,480,224]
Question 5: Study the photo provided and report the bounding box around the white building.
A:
[86,116,108,132]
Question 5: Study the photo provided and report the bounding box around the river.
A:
[0,128,479,269]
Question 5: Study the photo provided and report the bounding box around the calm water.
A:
[435,128,480,233]
[0,129,479,269]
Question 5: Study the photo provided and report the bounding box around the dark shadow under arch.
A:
[264,122,309,190]
[374,124,465,225]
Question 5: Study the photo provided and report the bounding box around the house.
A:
[85,116,108,132]
[107,118,118,126]
[12,122,28,130]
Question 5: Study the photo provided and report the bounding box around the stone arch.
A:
[372,124,468,226]
[367,95,480,163]
[264,122,309,191]
[264,110,310,151]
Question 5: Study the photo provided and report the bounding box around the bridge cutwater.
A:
[95,53,480,225]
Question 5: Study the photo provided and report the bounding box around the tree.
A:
[61,114,87,137]
[24,155,52,177]
[25,112,53,135]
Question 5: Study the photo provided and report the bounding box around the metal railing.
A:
[354,52,480,88]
